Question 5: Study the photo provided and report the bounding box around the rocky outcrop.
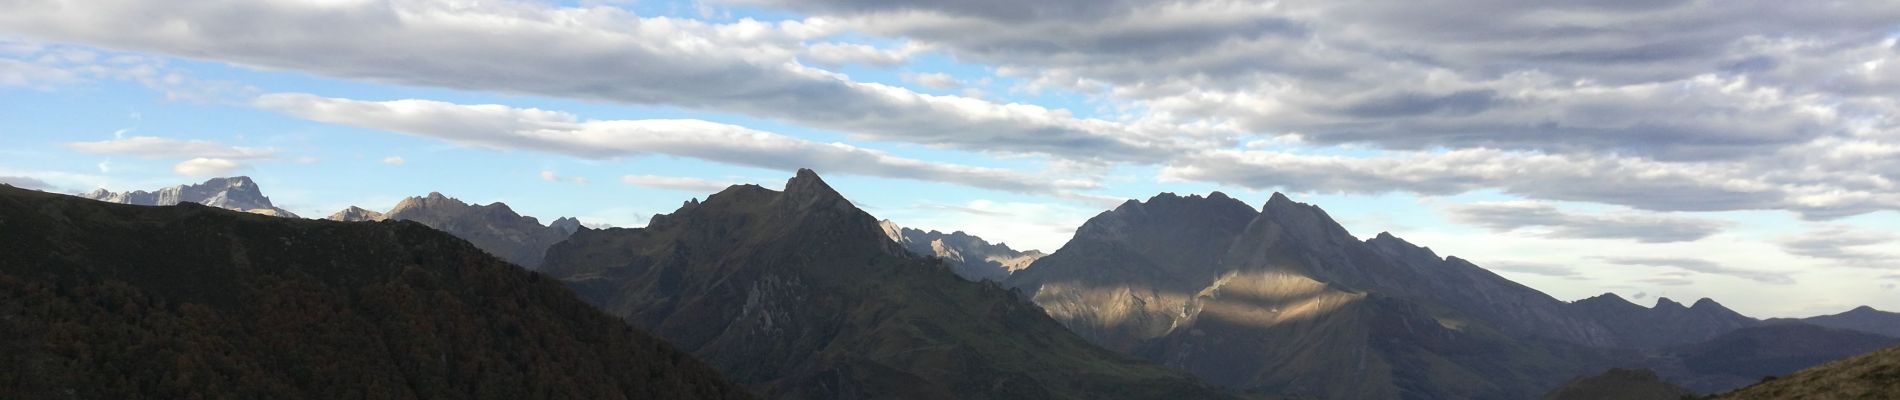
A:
[540,169,1232,400]
[879,220,1045,282]
[82,176,299,218]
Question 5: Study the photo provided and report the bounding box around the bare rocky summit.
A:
[327,193,578,270]
[879,220,1044,282]
[82,176,300,218]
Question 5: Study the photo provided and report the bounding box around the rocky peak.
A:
[1849,305,1880,314]
[1255,192,1356,246]
[550,217,582,235]
[1366,231,1444,264]
[1654,297,1687,312]
[81,176,296,218]
[326,206,386,222]
[782,168,846,209]
[1576,292,1642,309]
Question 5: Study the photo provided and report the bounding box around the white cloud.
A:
[381,156,406,166]
[256,92,1099,196]
[68,136,277,160]
[173,157,246,178]
[540,170,559,182]
[0,175,52,190]
[622,175,733,193]
[901,72,961,89]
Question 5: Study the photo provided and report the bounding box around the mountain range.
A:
[0,183,750,399]
[82,176,300,218]
[537,170,1230,399]
[325,193,580,269]
[880,220,1045,282]
[23,173,1900,399]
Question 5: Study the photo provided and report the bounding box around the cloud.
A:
[802,41,922,68]
[621,175,733,193]
[172,158,246,178]
[901,72,961,89]
[0,175,52,190]
[1778,226,1898,267]
[381,156,405,166]
[1161,147,1900,220]
[0,0,1177,163]
[1485,261,1580,277]
[540,170,559,182]
[68,136,278,160]
[256,93,1099,197]
[1444,202,1731,243]
[1599,256,1795,285]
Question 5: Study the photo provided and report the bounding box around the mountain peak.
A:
[1655,297,1686,310]
[1850,305,1879,313]
[1690,297,1726,310]
[783,168,845,205]
[1208,191,1232,201]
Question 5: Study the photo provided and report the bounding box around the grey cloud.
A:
[745,0,1900,169]
[1444,202,1731,243]
[1631,291,1648,300]
[0,176,51,190]
[0,0,1173,163]
[257,93,1095,197]
[1485,261,1580,278]
[1778,226,1898,267]
[1599,256,1795,285]
[1158,148,1886,218]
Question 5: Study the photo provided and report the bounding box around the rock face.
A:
[540,169,1231,400]
[1718,344,1900,399]
[0,184,752,400]
[82,176,300,218]
[1006,192,1617,399]
[879,220,1045,282]
[1568,293,1759,349]
[1770,305,1900,338]
[332,193,576,270]
[1542,368,1693,400]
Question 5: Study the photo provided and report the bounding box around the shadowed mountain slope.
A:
[1008,192,1615,399]
[1569,294,1758,349]
[1768,305,1900,338]
[0,184,752,400]
[540,170,1230,400]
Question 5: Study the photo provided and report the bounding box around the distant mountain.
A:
[326,205,384,222]
[1658,323,1900,393]
[0,185,751,399]
[82,176,300,218]
[329,193,576,269]
[1007,192,1613,399]
[879,220,1044,282]
[1542,368,1692,400]
[540,170,1231,400]
[1568,294,1758,349]
[1716,344,1900,399]
[1767,305,1900,338]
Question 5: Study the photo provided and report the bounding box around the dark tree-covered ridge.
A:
[0,184,753,400]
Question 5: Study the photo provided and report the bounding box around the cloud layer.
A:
[255,93,1086,195]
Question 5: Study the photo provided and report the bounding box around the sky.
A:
[3,0,1899,318]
